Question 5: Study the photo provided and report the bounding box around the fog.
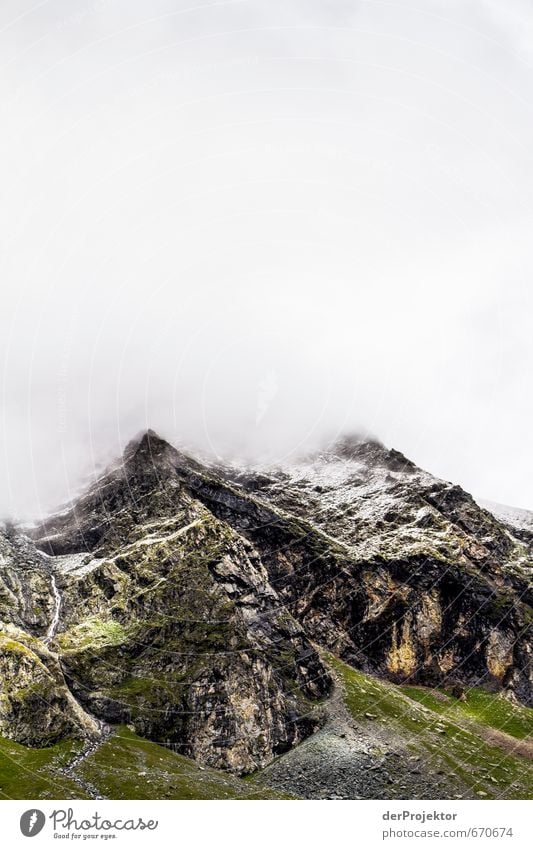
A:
[1,0,532,520]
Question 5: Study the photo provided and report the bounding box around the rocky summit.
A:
[0,430,531,800]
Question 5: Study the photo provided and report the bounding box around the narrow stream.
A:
[43,565,111,799]
[44,573,62,645]
[59,728,111,801]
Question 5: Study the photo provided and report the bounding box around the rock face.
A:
[0,526,56,634]
[0,624,100,746]
[269,441,529,704]
[162,434,532,705]
[0,526,101,745]
[13,433,330,773]
[1,430,531,776]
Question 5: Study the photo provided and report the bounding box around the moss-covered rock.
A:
[0,626,99,746]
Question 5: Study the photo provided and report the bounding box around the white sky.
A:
[1,0,532,519]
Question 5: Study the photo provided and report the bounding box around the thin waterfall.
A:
[44,573,61,644]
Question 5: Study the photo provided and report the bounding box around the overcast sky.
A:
[1,0,532,520]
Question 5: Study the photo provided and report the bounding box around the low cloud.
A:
[0,1,531,519]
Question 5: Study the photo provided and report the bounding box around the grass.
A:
[400,685,533,741]
[329,655,533,799]
[0,727,287,800]
[0,735,87,800]
[2,653,531,800]
[56,617,128,653]
[76,726,288,799]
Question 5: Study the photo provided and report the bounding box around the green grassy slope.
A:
[0,736,86,799]
[75,727,286,799]
[0,727,286,800]
[330,656,533,799]
[1,665,531,800]
[400,685,533,740]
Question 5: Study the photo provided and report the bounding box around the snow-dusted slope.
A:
[480,499,533,538]
[225,435,527,571]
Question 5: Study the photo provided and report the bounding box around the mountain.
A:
[0,430,531,799]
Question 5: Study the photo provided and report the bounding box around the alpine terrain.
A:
[0,430,531,800]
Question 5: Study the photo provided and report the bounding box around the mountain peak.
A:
[123,428,175,463]
[321,432,417,473]
[330,431,382,454]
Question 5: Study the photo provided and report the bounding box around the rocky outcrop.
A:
[0,526,57,634]
[50,512,329,773]
[19,433,331,772]
[170,433,533,705]
[0,624,99,746]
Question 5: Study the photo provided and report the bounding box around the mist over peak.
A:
[1,0,532,519]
